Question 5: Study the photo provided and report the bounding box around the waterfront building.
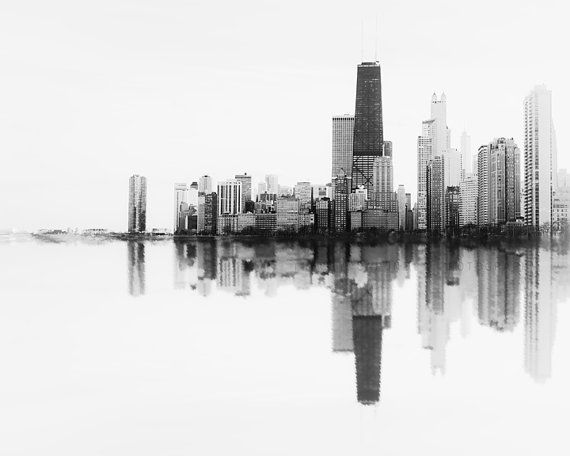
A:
[460,131,472,179]
[128,174,147,233]
[255,213,277,233]
[217,180,242,215]
[198,192,217,234]
[445,186,461,231]
[237,213,256,232]
[276,197,301,232]
[397,185,406,230]
[351,61,383,194]
[316,198,332,233]
[524,85,558,228]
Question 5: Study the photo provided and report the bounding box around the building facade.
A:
[332,115,355,190]
[128,174,147,233]
[217,180,242,215]
[524,85,557,228]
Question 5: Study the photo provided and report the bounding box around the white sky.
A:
[1,0,568,231]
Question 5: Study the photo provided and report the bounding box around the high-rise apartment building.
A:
[351,62,383,194]
[332,115,354,188]
[445,186,461,230]
[417,93,451,230]
[427,157,445,233]
[524,85,557,228]
[397,185,406,230]
[478,138,521,225]
[459,173,478,227]
[460,131,472,179]
[217,180,242,215]
[128,174,147,233]
[333,170,351,232]
[265,174,279,195]
[235,173,252,212]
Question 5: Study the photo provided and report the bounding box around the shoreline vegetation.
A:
[30,225,569,248]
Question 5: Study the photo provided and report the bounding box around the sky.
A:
[0,0,568,231]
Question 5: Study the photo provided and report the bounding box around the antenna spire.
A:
[361,19,364,61]
[375,14,379,61]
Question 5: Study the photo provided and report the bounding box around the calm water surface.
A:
[1,235,569,455]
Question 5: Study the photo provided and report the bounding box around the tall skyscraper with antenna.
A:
[351,61,383,194]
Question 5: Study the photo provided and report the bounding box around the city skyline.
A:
[2,1,570,231]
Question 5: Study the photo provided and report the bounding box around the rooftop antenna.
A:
[375,14,379,61]
[361,19,364,61]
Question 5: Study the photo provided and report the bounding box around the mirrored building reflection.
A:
[127,241,145,296]
[159,237,569,401]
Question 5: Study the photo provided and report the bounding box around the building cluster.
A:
[416,85,568,234]
[126,62,568,235]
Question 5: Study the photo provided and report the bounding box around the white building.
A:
[524,85,558,228]
[173,183,188,232]
[373,156,393,194]
[294,181,312,209]
[332,115,355,188]
[198,175,212,195]
[265,174,279,195]
[460,131,472,179]
[397,185,406,230]
[217,179,242,215]
[459,173,477,226]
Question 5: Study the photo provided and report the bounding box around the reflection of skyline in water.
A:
[127,237,569,403]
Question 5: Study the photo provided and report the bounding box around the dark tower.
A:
[351,62,383,193]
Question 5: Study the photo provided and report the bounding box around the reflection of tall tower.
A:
[127,241,145,296]
[524,247,556,382]
[173,242,198,290]
[196,239,217,296]
[331,294,353,352]
[477,249,521,331]
[352,315,383,405]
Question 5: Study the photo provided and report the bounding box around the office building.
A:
[397,185,406,230]
[372,156,393,195]
[351,62,383,194]
[276,197,300,232]
[128,174,147,233]
[316,198,332,233]
[332,115,355,191]
[460,131,472,179]
[524,85,558,228]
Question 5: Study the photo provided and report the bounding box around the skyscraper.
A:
[265,174,279,195]
[173,183,188,232]
[372,156,393,195]
[397,185,406,230]
[128,174,147,233]
[333,170,351,232]
[427,156,445,233]
[332,115,354,187]
[217,180,242,215]
[459,173,478,227]
[460,131,472,179]
[478,138,521,225]
[351,62,383,193]
[417,93,452,230]
[235,173,252,212]
[524,85,557,228]
[198,175,212,195]
[293,181,312,210]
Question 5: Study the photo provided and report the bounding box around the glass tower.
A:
[351,62,383,193]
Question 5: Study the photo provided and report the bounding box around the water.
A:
[1,235,569,455]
